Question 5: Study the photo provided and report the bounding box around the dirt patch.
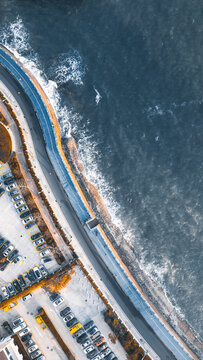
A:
[0,121,12,163]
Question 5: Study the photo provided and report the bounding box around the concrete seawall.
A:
[0,45,198,360]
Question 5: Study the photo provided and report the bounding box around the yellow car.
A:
[69,322,82,335]
[35,314,47,330]
[2,301,17,312]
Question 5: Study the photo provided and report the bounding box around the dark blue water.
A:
[0,0,202,342]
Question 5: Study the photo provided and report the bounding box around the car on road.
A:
[33,266,42,280]
[36,243,47,252]
[84,320,94,331]
[21,333,32,342]
[93,337,104,347]
[31,232,42,240]
[63,312,74,323]
[0,260,9,271]
[12,194,23,202]
[9,189,19,197]
[17,205,28,214]
[6,283,16,296]
[14,200,25,208]
[12,255,22,264]
[76,333,89,344]
[6,183,17,191]
[33,238,45,246]
[60,306,71,317]
[25,221,35,229]
[22,293,32,301]
[39,264,48,277]
[28,344,38,354]
[81,339,92,349]
[8,249,18,261]
[3,245,14,257]
[25,339,35,347]
[87,326,98,336]
[84,345,96,355]
[19,327,30,337]
[4,178,15,186]
[100,347,111,358]
[22,216,34,225]
[0,241,10,253]
[18,275,27,288]
[30,349,42,359]
[1,286,9,299]
[39,248,51,257]
[20,210,31,219]
[12,279,22,293]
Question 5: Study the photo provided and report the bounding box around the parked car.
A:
[1,286,9,299]
[8,249,18,261]
[20,210,31,219]
[31,232,42,240]
[25,339,35,347]
[33,238,45,246]
[24,273,32,286]
[0,238,5,247]
[87,349,98,359]
[76,333,89,344]
[39,264,48,277]
[22,216,34,225]
[12,255,22,264]
[84,345,96,354]
[19,327,30,337]
[36,243,47,252]
[103,353,115,360]
[3,245,14,257]
[12,279,22,292]
[22,293,32,301]
[6,283,16,296]
[4,178,15,186]
[39,249,51,257]
[0,260,9,271]
[25,221,35,229]
[84,320,94,331]
[0,241,10,253]
[81,339,92,349]
[12,317,24,328]
[49,293,59,302]
[2,172,12,179]
[14,200,25,208]
[3,321,13,335]
[91,332,101,341]
[12,194,23,202]
[94,337,105,347]
[9,189,19,197]
[17,205,28,214]
[30,350,42,359]
[33,266,42,280]
[100,348,111,358]
[60,306,71,317]
[87,326,98,336]
[53,296,64,306]
[98,343,107,352]
[28,344,38,354]
[66,317,78,328]
[63,312,74,323]
[13,322,26,333]
[21,333,32,342]
[73,329,85,339]
[34,356,45,360]
[18,274,27,288]
[29,269,37,283]
[92,355,101,360]
[42,257,52,263]
[6,183,17,191]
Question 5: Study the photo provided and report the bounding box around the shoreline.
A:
[63,136,203,357]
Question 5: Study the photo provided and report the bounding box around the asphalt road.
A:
[0,64,176,360]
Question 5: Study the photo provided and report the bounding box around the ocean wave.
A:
[53,51,85,86]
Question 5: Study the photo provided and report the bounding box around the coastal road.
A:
[0,63,176,360]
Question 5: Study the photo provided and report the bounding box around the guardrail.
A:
[0,45,196,360]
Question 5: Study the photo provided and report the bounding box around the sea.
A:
[0,0,202,346]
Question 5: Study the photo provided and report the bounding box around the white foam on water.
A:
[94,86,102,104]
[54,51,85,86]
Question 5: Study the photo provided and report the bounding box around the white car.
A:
[6,183,17,191]
[39,249,51,257]
[13,322,26,333]
[81,339,92,349]
[33,266,42,280]
[63,312,74,322]
[3,245,14,257]
[53,296,64,307]
[22,293,32,301]
[22,216,34,225]
[12,317,24,327]
[14,200,25,208]
[28,344,38,354]
[1,286,9,299]
[92,355,101,360]
[12,194,23,202]
[19,327,30,337]
[84,345,95,354]
[30,350,41,359]
[33,238,45,246]
[39,264,48,277]
[17,205,28,214]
